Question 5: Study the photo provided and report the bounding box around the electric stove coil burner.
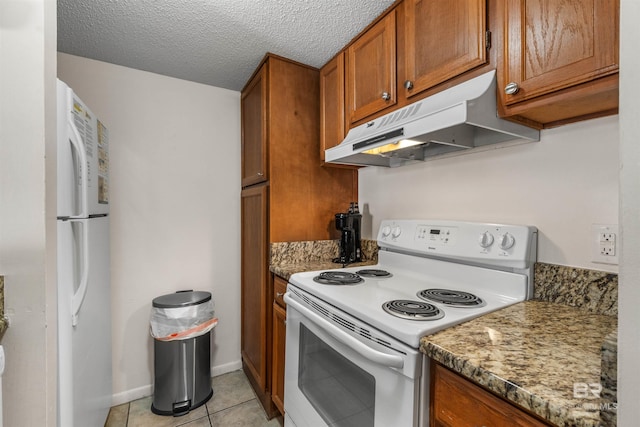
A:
[313,271,364,285]
[355,269,392,278]
[417,289,485,308]
[382,300,444,321]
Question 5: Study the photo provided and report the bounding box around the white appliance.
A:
[56,79,112,427]
[284,219,537,427]
[324,70,540,168]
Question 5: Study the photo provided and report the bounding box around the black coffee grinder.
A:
[333,202,362,265]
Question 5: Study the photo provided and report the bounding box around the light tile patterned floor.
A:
[105,370,283,427]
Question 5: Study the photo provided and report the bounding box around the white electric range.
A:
[283,219,537,427]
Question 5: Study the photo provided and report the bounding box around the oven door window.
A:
[298,324,375,427]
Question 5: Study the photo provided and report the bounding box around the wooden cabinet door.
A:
[346,10,397,124]
[241,64,268,187]
[271,301,286,415]
[430,361,551,427]
[502,0,618,105]
[320,52,346,162]
[403,0,487,99]
[241,184,269,393]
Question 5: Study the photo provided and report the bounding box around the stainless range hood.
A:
[325,70,540,167]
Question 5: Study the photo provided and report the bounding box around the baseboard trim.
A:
[211,359,243,377]
[110,359,243,407]
[111,384,153,407]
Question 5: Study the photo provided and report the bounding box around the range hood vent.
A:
[325,70,540,167]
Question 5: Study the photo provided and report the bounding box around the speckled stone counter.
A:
[421,301,618,427]
[270,239,378,280]
[534,263,618,316]
[600,332,617,426]
[0,276,7,339]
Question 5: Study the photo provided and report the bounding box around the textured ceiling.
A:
[57,0,396,91]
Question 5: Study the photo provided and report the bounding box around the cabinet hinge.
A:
[485,30,491,49]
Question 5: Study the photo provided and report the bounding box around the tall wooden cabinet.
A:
[240,54,358,417]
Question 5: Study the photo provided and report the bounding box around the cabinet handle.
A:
[381,92,391,101]
[276,292,284,298]
[404,80,414,90]
[257,172,264,176]
[505,82,520,95]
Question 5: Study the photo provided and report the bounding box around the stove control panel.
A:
[415,225,458,246]
[377,219,537,269]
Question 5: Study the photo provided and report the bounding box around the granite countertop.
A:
[421,301,617,427]
[269,239,378,280]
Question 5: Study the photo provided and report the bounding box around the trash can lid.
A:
[152,290,212,308]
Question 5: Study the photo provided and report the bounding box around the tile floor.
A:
[105,370,284,427]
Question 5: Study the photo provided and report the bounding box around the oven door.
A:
[284,288,422,427]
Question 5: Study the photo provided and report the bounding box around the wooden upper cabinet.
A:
[241,64,268,187]
[320,52,346,162]
[500,0,619,126]
[346,10,397,125]
[403,0,487,99]
[343,2,488,126]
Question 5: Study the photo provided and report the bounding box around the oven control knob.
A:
[478,231,494,248]
[391,226,402,238]
[381,225,392,237]
[499,232,515,250]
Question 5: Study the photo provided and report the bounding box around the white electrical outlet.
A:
[592,224,619,265]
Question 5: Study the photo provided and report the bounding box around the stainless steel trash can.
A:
[150,291,214,416]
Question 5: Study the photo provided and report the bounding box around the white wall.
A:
[359,115,619,272]
[58,53,242,404]
[618,0,640,422]
[0,0,57,425]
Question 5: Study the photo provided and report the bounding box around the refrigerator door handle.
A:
[67,118,89,219]
[70,219,90,327]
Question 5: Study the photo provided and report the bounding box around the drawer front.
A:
[274,275,287,308]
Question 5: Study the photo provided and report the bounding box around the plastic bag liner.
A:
[150,295,218,342]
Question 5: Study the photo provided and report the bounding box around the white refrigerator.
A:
[56,79,112,426]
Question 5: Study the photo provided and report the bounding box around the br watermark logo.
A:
[573,382,617,412]
[573,382,602,399]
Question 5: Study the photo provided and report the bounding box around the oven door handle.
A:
[285,293,405,369]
